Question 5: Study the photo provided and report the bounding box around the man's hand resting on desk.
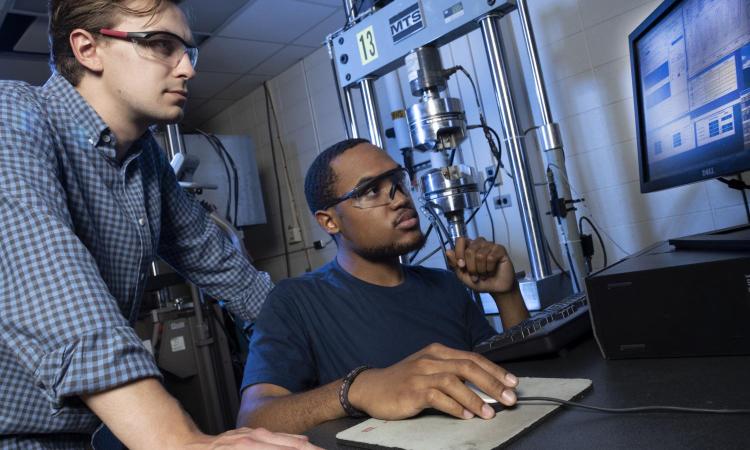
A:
[348,343,519,421]
[183,427,321,449]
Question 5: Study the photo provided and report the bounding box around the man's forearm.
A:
[491,283,529,329]
[238,380,346,434]
[82,377,206,450]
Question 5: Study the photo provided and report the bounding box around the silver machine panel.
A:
[331,0,515,88]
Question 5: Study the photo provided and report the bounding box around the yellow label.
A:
[391,109,406,120]
[356,26,379,66]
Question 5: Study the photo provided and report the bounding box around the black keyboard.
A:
[474,292,591,362]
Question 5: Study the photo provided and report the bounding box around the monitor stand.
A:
[668,223,750,251]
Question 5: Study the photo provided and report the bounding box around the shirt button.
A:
[102,134,111,143]
[140,273,146,281]
[138,217,146,226]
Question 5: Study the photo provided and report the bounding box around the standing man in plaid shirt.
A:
[0,0,319,448]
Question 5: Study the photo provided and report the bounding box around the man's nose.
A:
[175,51,196,79]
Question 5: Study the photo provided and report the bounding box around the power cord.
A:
[579,215,607,268]
[515,396,750,414]
[264,83,291,278]
[717,175,750,223]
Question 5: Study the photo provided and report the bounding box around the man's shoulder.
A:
[0,80,45,113]
[270,262,337,298]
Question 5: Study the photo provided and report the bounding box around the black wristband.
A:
[339,365,370,418]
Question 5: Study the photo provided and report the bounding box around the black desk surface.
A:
[307,336,750,449]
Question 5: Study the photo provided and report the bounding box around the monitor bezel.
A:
[629,0,749,193]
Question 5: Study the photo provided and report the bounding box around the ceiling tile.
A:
[218,0,335,43]
[13,16,47,53]
[10,0,46,14]
[0,54,49,85]
[217,73,267,100]
[198,37,282,73]
[189,71,241,99]
[180,0,247,34]
[293,9,345,47]
[250,44,314,76]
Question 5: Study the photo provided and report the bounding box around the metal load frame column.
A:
[478,13,552,281]
[516,0,587,291]
[359,77,385,148]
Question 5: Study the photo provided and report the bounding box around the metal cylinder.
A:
[479,14,551,280]
[359,78,384,148]
[407,97,466,151]
[165,124,185,160]
[517,0,588,288]
[405,46,447,97]
[421,165,480,215]
[383,71,413,150]
[343,86,360,139]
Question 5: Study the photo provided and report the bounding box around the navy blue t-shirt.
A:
[241,259,497,393]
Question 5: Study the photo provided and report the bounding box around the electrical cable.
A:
[466,156,501,226]
[264,84,291,278]
[408,223,433,264]
[483,178,496,244]
[717,175,750,223]
[414,246,443,266]
[194,128,233,223]
[425,201,454,250]
[265,83,313,272]
[547,163,630,257]
[207,133,240,227]
[579,215,607,268]
[516,396,750,415]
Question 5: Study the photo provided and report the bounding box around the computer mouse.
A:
[466,383,507,413]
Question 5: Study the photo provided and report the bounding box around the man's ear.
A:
[315,209,340,237]
[69,29,104,73]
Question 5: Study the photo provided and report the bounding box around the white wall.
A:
[200,0,749,284]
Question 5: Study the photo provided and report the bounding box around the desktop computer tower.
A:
[585,240,750,359]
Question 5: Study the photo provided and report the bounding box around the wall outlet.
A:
[287,226,303,245]
[485,165,502,187]
[493,194,512,209]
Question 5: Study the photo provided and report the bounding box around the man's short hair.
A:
[49,0,181,86]
[304,138,370,214]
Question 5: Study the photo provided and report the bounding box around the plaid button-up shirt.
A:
[0,74,272,446]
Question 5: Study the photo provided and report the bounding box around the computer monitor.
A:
[630,0,750,194]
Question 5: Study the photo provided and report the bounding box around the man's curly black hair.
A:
[304,138,370,214]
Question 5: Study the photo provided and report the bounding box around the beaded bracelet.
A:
[338,365,371,417]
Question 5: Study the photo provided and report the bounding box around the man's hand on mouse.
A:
[445,237,517,295]
[347,343,518,421]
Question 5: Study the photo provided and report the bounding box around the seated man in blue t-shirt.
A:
[237,138,530,433]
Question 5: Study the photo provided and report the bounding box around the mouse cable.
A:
[516,396,750,414]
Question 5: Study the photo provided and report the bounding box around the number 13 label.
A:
[357,26,379,66]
